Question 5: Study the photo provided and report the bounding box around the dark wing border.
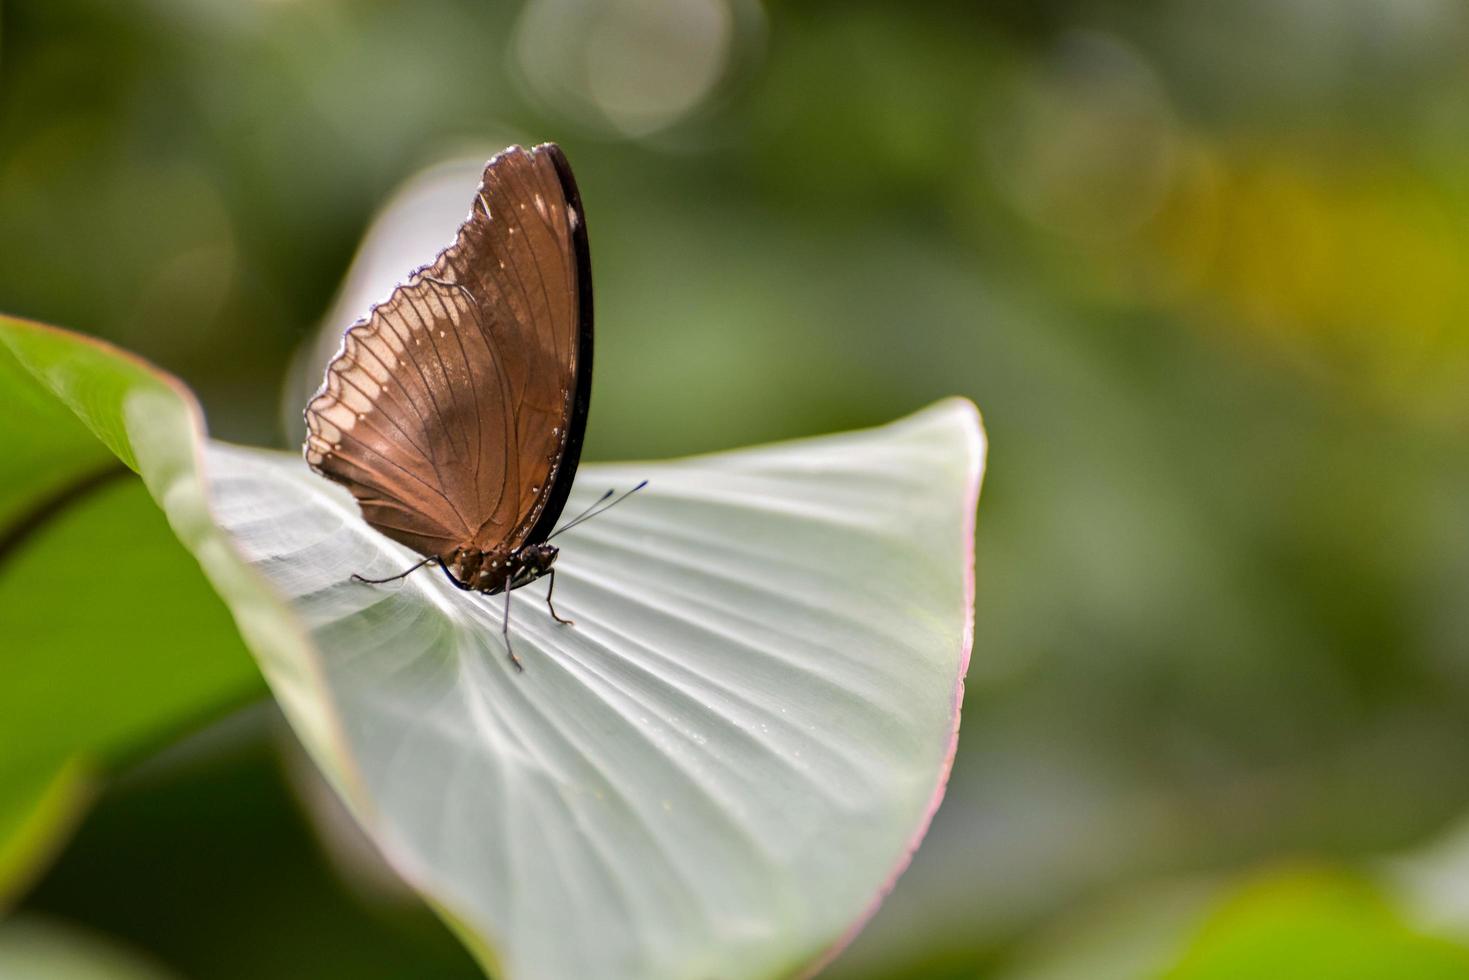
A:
[523,142,594,547]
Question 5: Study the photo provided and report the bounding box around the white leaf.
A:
[204,398,983,980]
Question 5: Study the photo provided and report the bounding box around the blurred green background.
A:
[4,0,1469,976]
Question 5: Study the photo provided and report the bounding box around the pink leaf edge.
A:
[800,398,987,977]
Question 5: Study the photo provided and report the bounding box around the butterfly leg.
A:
[544,569,575,626]
[502,573,523,673]
[438,564,475,591]
[351,556,437,586]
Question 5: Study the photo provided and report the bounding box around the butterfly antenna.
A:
[555,488,614,529]
[549,481,648,539]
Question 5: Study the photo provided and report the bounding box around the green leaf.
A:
[4,315,983,979]
[0,319,262,906]
[0,762,90,913]
[1000,867,1469,980]
[1164,867,1469,980]
[998,881,1218,980]
[0,331,112,527]
[0,915,180,980]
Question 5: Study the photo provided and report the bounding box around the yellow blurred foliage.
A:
[1142,138,1469,418]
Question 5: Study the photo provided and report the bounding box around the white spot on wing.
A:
[322,401,358,432]
[351,373,382,400]
[335,383,371,414]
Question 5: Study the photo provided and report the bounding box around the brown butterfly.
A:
[304,143,635,670]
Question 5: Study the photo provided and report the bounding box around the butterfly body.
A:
[442,541,559,595]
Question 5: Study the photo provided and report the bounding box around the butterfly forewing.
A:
[305,143,591,562]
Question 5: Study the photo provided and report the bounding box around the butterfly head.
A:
[512,542,559,585]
